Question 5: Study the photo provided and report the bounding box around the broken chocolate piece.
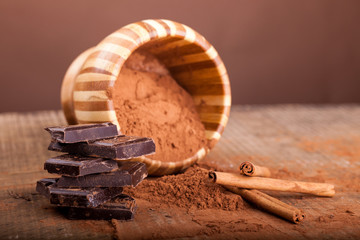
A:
[49,186,123,208]
[44,154,118,177]
[36,178,58,198]
[45,122,119,143]
[48,135,155,160]
[62,194,136,220]
[56,161,147,188]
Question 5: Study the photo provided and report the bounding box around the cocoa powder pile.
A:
[124,165,244,210]
[112,50,207,162]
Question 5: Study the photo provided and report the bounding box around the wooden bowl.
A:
[61,19,231,175]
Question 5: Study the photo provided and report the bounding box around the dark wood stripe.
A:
[175,72,228,85]
[155,42,208,59]
[137,22,157,39]
[202,122,225,133]
[162,54,222,68]
[87,50,126,65]
[79,67,116,76]
[141,36,183,50]
[168,58,221,74]
[156,19,172,35]
[117,28,141,45]
[196,105,231,115]
[74,81,112,91]
[74,101,113,111]
[182,83,231,96]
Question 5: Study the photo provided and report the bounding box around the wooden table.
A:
[1,105,359,239]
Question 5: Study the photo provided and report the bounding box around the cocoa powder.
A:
[112,50,207,162]
[124,165,244,211]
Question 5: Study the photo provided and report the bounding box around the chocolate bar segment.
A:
[36,178,58,198]
[48,135,155,160]
[45,122,119,143]
[56,161,147,188]
[44,154,118,177]
[62,194,136,220]
[49,186,123,208]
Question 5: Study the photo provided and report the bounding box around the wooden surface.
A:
[1,105,360,239]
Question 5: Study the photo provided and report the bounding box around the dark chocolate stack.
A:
[36,123,155,220]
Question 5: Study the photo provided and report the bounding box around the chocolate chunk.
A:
[48,135,155,160]
[56,161,147,188]
[49,186,123,208]
[44,154,118,177]
[62,194,136,220]
[36,178,58,198]
[45,122,119,143]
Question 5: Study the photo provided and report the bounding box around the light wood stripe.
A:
[123,23,150,44]
[160,19,177,36]
[143,20,167,38]
[79,67,115,76]
[87,50,125,64]
[183,24,196,43]
[205,130,221,140]
[155,20,172,36]
[145,158,162,173]
[74,101,113,111]
[82,58,121,75]
[104,37,138,50]
[75,110,117,122]
[73,90,109,102]
[137,21,157,38]
[106,32,138,45]
[193,95,231,106]
[95,42,132,59]
[116,28,142,45]
[76,73,116,82]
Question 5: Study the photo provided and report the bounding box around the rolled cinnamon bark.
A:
[209,171,335,197]
[225,186,305,223]
[239,161,271,177]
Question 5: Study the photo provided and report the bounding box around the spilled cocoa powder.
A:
[298,136,360,163]
[124,165,244,210]
[112,50,207,162]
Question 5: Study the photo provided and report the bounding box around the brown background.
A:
[0,0,359,112]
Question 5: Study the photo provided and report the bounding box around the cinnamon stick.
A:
[225,186,305,223]
[239,161,271,177]
[209,171,335,197]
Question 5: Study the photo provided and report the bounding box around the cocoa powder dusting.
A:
[298,136,360,163]
[112,50,207,162]
[124,165,244,210]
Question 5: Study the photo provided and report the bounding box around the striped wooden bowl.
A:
[61,19,231,176]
